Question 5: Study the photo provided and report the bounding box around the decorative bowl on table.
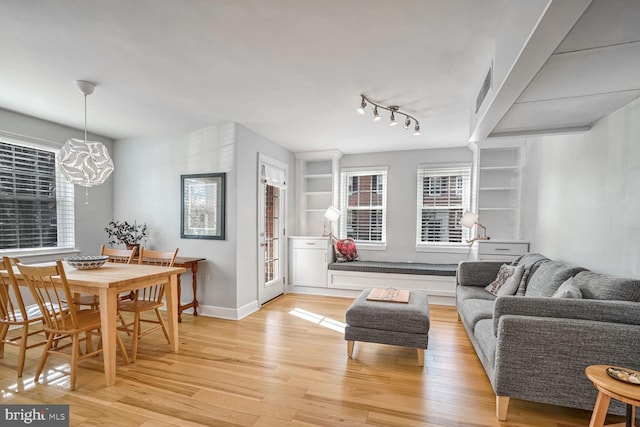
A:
[65,255,109,270]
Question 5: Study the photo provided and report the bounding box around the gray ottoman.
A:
[345,288,430,366]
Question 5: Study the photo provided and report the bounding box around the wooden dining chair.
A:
[0,257,47,377]
[17,260,129,390]
[73,245,139,310]
[117,247,178,362]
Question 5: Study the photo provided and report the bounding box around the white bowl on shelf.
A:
[65,255,109,270]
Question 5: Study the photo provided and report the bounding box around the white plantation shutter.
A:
[0,137,75,251]
[416,164,471,245]
[340,167,387,245]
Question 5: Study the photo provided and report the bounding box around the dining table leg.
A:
[165,274,179,352]
[98,287,118,386]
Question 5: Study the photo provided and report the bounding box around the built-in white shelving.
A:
[475,143,525,240]
[295,150,342,236]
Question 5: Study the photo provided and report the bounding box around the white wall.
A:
[0,108,114,256]
[339,147,473,264]
[235,125,296,308]
[113,123,295,314]
[521,97,640,277]
[113,124,238,309]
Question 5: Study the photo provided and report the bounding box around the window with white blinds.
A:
[416,164,471,246]
[0,139,75,251]
[340,168,387,246]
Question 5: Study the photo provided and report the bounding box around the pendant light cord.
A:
[83,90,89,204]
[84,93,88,143]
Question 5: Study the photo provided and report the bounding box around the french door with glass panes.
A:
[258,155,286,305]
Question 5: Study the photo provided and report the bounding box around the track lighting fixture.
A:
[372,106,381,121]
[357,94,420,135]
[356,96,367,115]
[389,109,398,126]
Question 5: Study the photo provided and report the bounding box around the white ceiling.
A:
[0,0,509,153]
[1,1,638,154]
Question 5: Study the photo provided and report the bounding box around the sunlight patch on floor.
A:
[288,308,346,333]
[2,362,68,395]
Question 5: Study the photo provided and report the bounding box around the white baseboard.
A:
[286,285,456,306]
[170,300,260,320]
[174,284,455,321]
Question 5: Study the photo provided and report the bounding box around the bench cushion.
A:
[345,288,430,334]
[329,261,457,276]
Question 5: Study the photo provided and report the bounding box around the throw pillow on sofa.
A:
[552,277,582,299]
[485,264,525,296]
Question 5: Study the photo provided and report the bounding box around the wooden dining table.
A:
[6,262,186,387]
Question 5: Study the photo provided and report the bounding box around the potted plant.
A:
[104,220,148,251]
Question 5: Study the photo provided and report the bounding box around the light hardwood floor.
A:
[0,294,626,426]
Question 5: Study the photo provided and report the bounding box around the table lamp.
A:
[323,205,341,242]
[460,211,489,245]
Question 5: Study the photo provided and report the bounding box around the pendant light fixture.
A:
[356,94,421,135]
[59,80,115,204]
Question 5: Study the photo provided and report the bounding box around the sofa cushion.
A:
[457,285,497,302]
[525,261,587,297]
[473,318,497,369]
[552,278,582,299]
[513,253,550,295]
[486,264,525,296]
[458,298,495,330]
[572,271,640,302]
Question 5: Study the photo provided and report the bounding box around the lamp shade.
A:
[460,211,479,229]
[59,138,114,187]
[324,205,341,222]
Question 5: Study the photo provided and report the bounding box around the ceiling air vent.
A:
[475,62,493,114]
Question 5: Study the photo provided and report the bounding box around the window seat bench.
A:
[327,261,457,306]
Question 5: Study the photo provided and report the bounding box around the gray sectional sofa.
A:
[456,253,640,421]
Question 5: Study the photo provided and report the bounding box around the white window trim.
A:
[0,131,76,257]
[339,166,388,249]
[415,163,471,251]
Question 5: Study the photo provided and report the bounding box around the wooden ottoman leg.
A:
[347,340,354,358]
[416,348,424,367]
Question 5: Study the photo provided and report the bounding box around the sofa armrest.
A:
[493,296,640,335]
[457,261,504,287]
[494,315,640,414]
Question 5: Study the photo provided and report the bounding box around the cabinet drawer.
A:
[290,238,330,249]
[478,241,529,256]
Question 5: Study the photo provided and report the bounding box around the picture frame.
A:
[180,172,225,240]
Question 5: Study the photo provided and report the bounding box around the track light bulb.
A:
[413,124,421,136]
[373,106,381,122]
[403,117,411,130]
[389,111,398,126]
[356,97,366,115]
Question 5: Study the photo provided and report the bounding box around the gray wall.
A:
[521,97,640,277]
[339,147,473,264]
[0,108,114,255]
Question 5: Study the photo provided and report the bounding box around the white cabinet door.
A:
[289,237,329,287]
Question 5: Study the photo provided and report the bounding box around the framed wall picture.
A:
[180,172,226,240]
